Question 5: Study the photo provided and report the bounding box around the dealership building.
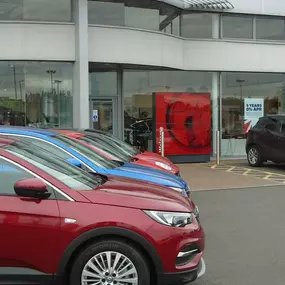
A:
[1,0,285,162]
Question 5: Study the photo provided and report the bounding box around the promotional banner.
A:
[244,98,264,133]
[155,92,212,156]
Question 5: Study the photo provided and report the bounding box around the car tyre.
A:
[70,239,150,285]
[247,145,263,167]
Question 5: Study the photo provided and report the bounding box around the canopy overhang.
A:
[157,0,234,10]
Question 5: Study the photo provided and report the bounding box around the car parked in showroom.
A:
[0,127,190,196]
[246,115,285,167]
[53,129,180,175]
[0,136,205,285]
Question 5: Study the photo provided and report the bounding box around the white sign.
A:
[244,98,264,132]
[92,110,98,122]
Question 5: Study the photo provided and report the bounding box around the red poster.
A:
[155,93,212,156]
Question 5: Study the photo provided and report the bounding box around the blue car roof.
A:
[0,126,57,137]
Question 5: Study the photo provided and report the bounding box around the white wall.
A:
[230,0,285,16]
[89,26,285,73]
[0,23,75,61]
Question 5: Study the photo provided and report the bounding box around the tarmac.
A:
[178,161,281,191]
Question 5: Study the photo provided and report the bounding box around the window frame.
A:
[0,155,73,201]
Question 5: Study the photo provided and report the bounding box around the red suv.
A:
[0,137,205,285]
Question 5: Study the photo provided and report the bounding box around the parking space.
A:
[178,163,280,191]
[205,160,285,184]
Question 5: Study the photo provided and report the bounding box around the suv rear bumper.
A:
[158,257,206,285]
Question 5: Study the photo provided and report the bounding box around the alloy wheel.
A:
[248,148,258,165]
[81,251,138,285]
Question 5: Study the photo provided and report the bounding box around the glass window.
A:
[181,13,213,39]
[0,0,72,22]
[256,17,285,41]
[89,72,117,97]
[0,61,73,128]
[53,134,121,169]
[0,157,34,196]
[79,136,129,161]
[88,1,125,26]
[222,15,253,39]
[88,0,180,34]
[221,72,285,156]
[3,140,103,191]
[123,70,213,152]
[265,122,277,131]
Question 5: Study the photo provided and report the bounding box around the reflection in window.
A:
[221,72,285,156]
[123,70,212,151]
[0,61,73,128]
[0,0,72,22]
[88,0,180,34]
[256,17,285,41]
[181,13,213,39]
[222,15,253,39]
[89,72,117,97]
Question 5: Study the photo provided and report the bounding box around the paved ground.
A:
[190,185,285,285]
[226,159,285,175]
[178,163,280,191]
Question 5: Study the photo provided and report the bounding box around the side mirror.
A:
[14,178,51,199]
[66,158,82,168]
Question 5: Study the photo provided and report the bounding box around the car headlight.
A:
[155,161,172,171]
[144,211,193,227]
[194,205,200,221]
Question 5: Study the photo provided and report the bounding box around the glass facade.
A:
[222,15,254,39]
[222,14,285,42]
[88,0,180,33]
[89,72,117,97]
[123,70,213,152]
[221,72,285,156]
[181,13,214,39]
[256,17,285,41]
[0,62,73,128]
[0,0,72,22]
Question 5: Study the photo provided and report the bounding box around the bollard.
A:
[216,130,220,165]
[160,127,165,157]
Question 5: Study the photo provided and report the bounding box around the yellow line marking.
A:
[226,167,235,172]
[211,164,217,169]
[263,174,272,179]
[243,170,251,175]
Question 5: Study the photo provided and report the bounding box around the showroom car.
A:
[0,127,190,196]
[0,136,205,285]
[53,129,180,175]
[246,115,285,167]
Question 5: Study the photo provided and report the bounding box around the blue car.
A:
[0,127,190,196]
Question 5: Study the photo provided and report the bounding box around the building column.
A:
[117,65,123,140]
[73,0,89,128]
[212,72,219,156]
[212,14,220,156]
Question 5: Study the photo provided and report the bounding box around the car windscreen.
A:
[3,140,103,191]
[86,133,137,156]
[52,134,121,169]
[79,135,130,162]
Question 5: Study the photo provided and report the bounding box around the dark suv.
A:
[246,115,285,167]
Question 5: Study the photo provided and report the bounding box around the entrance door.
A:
[90,98,118,136]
